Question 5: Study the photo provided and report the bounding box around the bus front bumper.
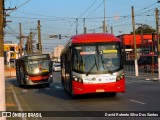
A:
[25,74,53,85]
[72,79,125,95]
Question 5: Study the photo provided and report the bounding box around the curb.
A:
[125,75,160,82]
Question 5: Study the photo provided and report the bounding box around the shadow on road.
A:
[7,77,123,101]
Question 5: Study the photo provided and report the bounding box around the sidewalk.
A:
[5,78,21,120]
[125,73,160,81]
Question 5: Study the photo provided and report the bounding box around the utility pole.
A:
[156,8,160,80]
[83,18,87,34]
[111,26,113,34]
[29,31,33,54]
[132,6,139,77]
[140,24,144,54]
[103,0,106,33]
[38,20,42,54]
[0,0,6,119]
[76,18,78,35]
[19,23,22,57]
[26,36,29,54]
[136,23,144,54]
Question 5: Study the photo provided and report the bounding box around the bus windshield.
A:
[25,59,50,74]
[73,43,122,74]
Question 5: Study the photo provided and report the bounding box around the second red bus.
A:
[61,33,125,97]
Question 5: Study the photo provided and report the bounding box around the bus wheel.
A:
[18,78,22,87]
[19,78,24,87]
[45,83,50,87]
[19,82,23,87]
[107,92,117,97]
[71,95,78,99]
[70,93,78,99]
[22,78,27,88]
[61,77,64,86]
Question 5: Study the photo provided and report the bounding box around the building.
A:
[52,45,64,62]
[4,43,23,67]
[117,34,157,64]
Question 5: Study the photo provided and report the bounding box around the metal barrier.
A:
[124,65,158,79]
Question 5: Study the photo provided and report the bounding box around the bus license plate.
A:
[96,89,104,92]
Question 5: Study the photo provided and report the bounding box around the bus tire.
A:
[19,78,24,87]
[71,95,77,99]
[17,77,22,87]
[45,83,50,87]
[23,77,27,88]
[61,78,64,86]
[107,92,117,97]
[19,82,23,87]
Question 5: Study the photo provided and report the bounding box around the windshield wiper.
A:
[86,56,98,76]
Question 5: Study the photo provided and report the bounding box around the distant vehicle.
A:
[15,54,53,87]
[53,62,61,71]
[61,33,125,97]
[138,54,158,72]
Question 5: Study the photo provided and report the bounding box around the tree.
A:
[131,24,156,34]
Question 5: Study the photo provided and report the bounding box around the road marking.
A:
[11,86,27,120]
[21,89,28,93]
[44,87,51,90]
[130,99,146,105]
[54,85,63,89]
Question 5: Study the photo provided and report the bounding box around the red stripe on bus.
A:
[29,74,50,81]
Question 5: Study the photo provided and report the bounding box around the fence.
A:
[124,65,159,80]
[4,64,159,79]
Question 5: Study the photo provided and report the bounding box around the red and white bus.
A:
[61,33,125,97]
[16,54,53,87]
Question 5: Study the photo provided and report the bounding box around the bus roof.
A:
[70,33,120,44]
[16,54,50,61]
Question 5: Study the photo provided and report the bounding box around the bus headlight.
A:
[73,76,78,81]
[78,78,83,83]
[73,76,83,83]
[26,75,29,80]
[50,74,52,78]
[116,73,125,81]
[34,68,40,74]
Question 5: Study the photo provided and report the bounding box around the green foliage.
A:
[130,24,156,34]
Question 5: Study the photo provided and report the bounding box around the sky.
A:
[4,0,160,52]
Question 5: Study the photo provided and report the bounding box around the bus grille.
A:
[32,79,48,83]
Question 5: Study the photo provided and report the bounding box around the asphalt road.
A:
[5,72,160,120]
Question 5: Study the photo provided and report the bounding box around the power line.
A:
[134,2,157,14]
[7,0,32,14]
[67,0,99,35]
[108,2,158,29]
[78,0,97,18]
[67,0,104,35]
[5,24,19,38]
[85,0,104,18]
